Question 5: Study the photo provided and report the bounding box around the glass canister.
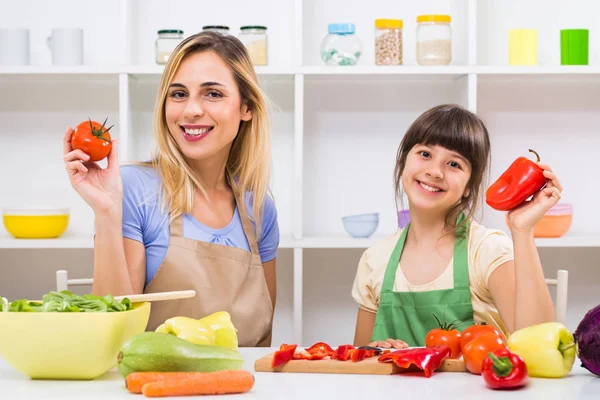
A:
[202,25,230,35]
[375,19,403,65]
[320,23,363,66]
[155,29,184,65]
[416,15,452,65]
[239,26,268,66]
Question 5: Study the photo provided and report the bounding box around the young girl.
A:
[352,104,561,348]
[62,32,279,347]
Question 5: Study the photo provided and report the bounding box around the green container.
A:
[561,29,589,65]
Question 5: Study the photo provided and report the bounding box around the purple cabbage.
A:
[574,304,600,376]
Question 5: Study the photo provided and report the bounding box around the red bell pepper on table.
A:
[481,348,529,390]
[486,149,547,211]
[377,345,451,378]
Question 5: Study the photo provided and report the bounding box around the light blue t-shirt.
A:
[119,165,279,287]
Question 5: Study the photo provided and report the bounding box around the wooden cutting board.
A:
[254,352,466,375]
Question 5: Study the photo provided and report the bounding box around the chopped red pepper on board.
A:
[331,344,355,361]
[271,344,297,368]
[351,348,368,362]
[306,342,335,356]
[378,345,451,378]
[292,351,329,360]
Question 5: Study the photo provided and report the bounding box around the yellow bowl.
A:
[0,302,150,380]
[3,207,70,239]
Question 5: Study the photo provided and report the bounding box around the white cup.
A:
[0,28,30,65]
[46,28,83,65]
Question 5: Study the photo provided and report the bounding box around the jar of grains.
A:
[239,26,268,66]
[155,29,184,65]
[416,15,452,65]
[375,19,403,65]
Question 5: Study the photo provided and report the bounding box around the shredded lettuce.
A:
[0,290,133,313]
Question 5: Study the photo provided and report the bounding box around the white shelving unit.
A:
[1,0,599,345]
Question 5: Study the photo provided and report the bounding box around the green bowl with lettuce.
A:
[0,290,150,380]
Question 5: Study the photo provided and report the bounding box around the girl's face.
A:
[165,50,252,162]
[401,144,472,214]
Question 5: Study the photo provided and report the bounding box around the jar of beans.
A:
[375,19,403,65]
[416,15,452,65]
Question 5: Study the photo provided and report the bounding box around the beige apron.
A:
[143,192,274,347]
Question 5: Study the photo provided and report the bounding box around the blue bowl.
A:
[342,213,379,238]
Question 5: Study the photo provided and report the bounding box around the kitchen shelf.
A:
[2,234,596,249]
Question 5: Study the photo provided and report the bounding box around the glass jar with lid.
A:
[155,29,184,65]
[202,25,230,35]
[375,19,403,65]
[320,23,363,66]
[416,15,452,65]
[239,26,268,66]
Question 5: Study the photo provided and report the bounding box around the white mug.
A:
[46,28,83,65]
[0,28,30,65]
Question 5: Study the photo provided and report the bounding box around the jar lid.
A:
[375,19,403,29]
[157,29,184,34]
[241,26,267,31]
[417,15,451,23]
[328,23,356,35]
[203,25,230,30]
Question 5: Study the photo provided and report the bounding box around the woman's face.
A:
[165,50,252,162]
[401,144,472,214]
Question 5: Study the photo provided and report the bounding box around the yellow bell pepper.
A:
[155,311,238,349]
[507,322,576,378]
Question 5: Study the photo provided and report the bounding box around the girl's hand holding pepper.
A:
[507,162,563,234]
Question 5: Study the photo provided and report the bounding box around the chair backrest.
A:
[55,269,568,324]
[545,269,568,325]
[55,270,93,292]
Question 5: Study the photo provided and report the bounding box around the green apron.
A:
[371,213,475,347]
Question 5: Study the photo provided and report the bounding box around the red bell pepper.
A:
[331,344,355,361]
[378,345,451,378]
[481,348,529,390]
[486,149,547,211]
[306,342,334,356]
[271,344,297,368]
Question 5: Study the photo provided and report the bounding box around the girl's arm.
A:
[353,308,377,346]
[489,162,562,333]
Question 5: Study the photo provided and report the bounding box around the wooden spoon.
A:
[114,290,196,303]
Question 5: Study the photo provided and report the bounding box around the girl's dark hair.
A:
[393,104,491,236]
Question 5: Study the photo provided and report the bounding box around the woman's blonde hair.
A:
[145,31,272,238]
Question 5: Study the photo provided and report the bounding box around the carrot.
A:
[126,372,205,394]
[141,370,255,397]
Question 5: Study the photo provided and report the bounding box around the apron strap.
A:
[228,174,260,257]
[170,214,184,238]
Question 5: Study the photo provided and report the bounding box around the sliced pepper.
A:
[272,344,297,368]
[351,348,368,362]
[293,351,328,360]
[306,342,334,356]
[378,345,451,378]
[331,344,355,361]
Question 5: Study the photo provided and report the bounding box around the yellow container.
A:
[509,29,538,66]
[0,301,151,380]
[3,207,69,239]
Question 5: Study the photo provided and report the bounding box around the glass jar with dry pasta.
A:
[416,15,452,65]
[374,19,403,65]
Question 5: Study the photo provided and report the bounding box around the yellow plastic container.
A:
[3,207,69,239]
[0,301,151,380]
[509,29,538,66]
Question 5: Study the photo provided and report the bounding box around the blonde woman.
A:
[62,32,278,347]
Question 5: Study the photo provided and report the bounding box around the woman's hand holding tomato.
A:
[63,119,123,216]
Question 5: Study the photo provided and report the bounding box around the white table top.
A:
[1,347,598,399]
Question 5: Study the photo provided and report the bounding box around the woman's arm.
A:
[92,211,146,296]
[257,258,276,347]
[354,308,377,346]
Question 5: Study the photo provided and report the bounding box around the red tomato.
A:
[71,118,113,162]
[425,328,462,359]
[460,323,503,352]
[463,332,507,375]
